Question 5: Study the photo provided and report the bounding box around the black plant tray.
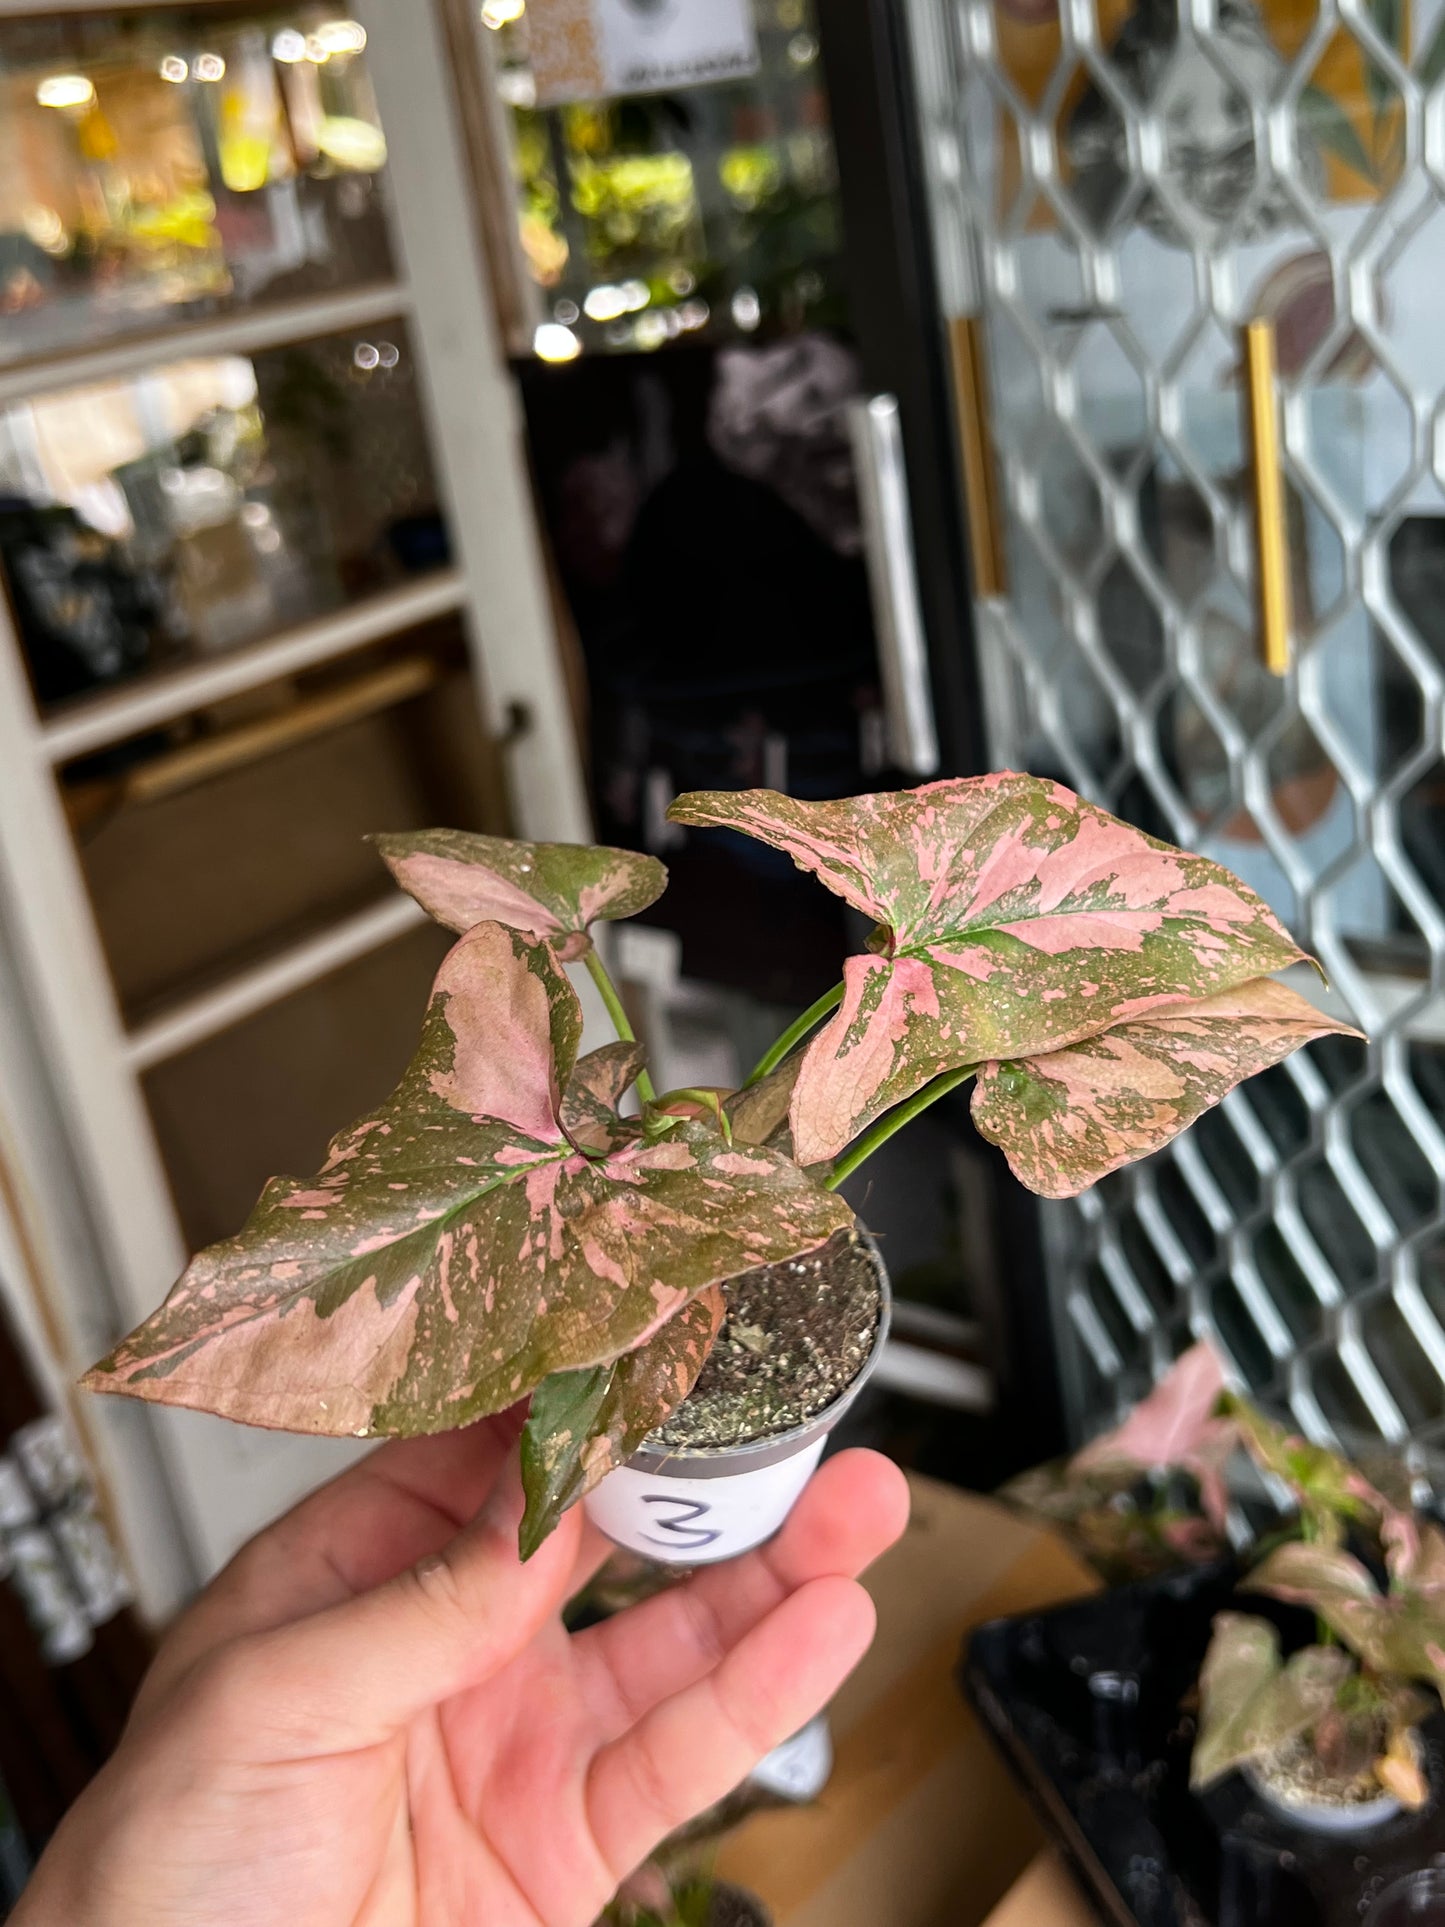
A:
[962,1562,1445,1927]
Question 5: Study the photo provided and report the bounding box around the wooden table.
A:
[981,1851,1096,1927]
[716,1474,1099,1927]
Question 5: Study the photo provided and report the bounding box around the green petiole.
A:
[824,1065,978,1190]
[743,981,844,1089]
[583,947,657,1104]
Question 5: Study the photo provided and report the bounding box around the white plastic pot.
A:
[585,1250,891,1566]
[1243,1758,1406,1833]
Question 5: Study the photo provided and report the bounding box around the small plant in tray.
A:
[1007,1339,1445,1826]
[1192,1466,1445,1824]
[80,776,1351,1562]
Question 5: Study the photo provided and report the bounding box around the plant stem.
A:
[743,982,844,1088]
[824,1065,977,1191]
[584,947,657,1103]
[654,1088,732,1142]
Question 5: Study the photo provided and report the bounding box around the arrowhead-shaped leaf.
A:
[669,778,1307,1163]
[1191,1612,1352,1788]
[82,923,852,1438]
[373,828,666,960]
[1071,1341,1235,1528]
[519,1285,725,1558]
[1248,1537,1445,1706]
[971,980,1359,1198]
[1192,1613,1283,1787]
[1244,1542,1392,1653]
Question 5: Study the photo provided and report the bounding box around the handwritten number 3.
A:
[638,1495,723,1551]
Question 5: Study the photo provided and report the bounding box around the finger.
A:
[216,1447,584,1752]
[573,1449,907,1731]
[586,1574,876,1881]
[141,1416,523,1712]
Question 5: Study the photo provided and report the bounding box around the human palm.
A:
[18,1416,907,1927]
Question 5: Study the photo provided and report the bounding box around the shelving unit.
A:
[0,0,589,1614]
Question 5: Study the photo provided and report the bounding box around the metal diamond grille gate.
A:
[906,0,1445,1453]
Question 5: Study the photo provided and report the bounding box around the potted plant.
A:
[1191,1509,1445,1827]
[80,775,1352,1564]
[1003,1339,1444,1827]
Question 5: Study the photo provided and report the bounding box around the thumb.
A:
[220,1450,583,1751]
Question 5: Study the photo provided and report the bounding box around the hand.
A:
[17,1418,908,1927]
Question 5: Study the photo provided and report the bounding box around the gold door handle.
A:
[946,313,1007,599]
[1242,318,1292,676]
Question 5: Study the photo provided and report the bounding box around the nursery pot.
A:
[585,1235,891,1566]
[1242,1752,1412,1834]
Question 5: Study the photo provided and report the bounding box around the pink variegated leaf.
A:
[669,778,1308,1162]
[519,1286,725,1557]
[559,1042,647,1155]
[373,828,666,960]
[1244,1541,1445,1704]
[1383,1513,1445,1596]
[1226,1396,1400,1538]
[1072,1341,1235,1529]
[1243,1543,1386,1646]
[82,923,851,1440]
[971,980,1359,1198]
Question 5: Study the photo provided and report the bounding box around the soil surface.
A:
[1254,1733,1396,1809]
[655,1229,881,1451]
[708,1886,772,1927]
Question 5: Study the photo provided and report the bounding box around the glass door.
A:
[907,0,1445,1451]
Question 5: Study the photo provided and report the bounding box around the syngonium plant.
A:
[1006,1340,1442,1808]
[1196,1394,1445,1808]
[1192,1511,1445,1810]
[81,776,1356,1556]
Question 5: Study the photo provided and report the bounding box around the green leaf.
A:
[519,1285,724,1557]
[1298,84,1376,183]
[972,979,1359,1197]
[1192,1613,1283,1787]
[1191,1613,1352,1788]
[669,777,1308,1164]
[82,922,852,1438]
[1227,1396,1391,1537]
[372,828,666,960]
